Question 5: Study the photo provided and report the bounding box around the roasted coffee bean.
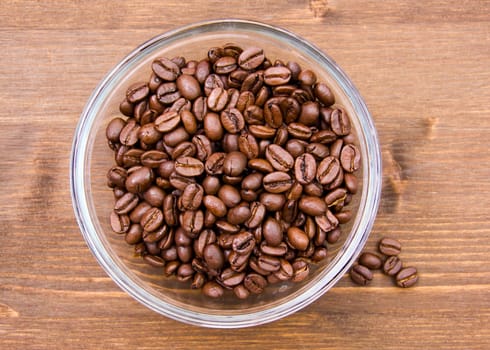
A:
[106,118,126,143]
[143,254,165,267]
[344,173,359,194]
[126,82,149,104]
[192,96,207,121]
[181,183,204,210]
[223,151,247,176]
[294,153,317,185]
[238,132,259,159]
[119,119,140,146]
[262,217,283,247]
[314,82,335,106]
[241,72,264,94]
[245,201,266,229]
[244,273,267,294]
[203,243,225,270]
[265,144,294,172]
[107,166,128,188]
[350,264,373,286]
[176,74,201,101]
[155,110,180,133]
[257,254,281,272]
[129,201,151,224]
[238,46,265,70]
[156,82,180,104]
[163,127,189,147]
[152,57,180,81]
[180,210,204,237]
[174,157,204,177]
[307,142,330,159]
[264,66,291,86]
[191,272,206,290]
[285,139,306,158]
[335,210,352,224]
[180,110,198,135]
[142,186,165,207]
[202,281,224,298]
[171,141,196,160]
[379,237,402,256]
[202,176,221,195]
[264,101,283,128]
[327,227,342,244]
[359,252,383,270]
[203,112,224,141]
[125,223,143,244]
[259,193,286,211]
[317,156,341,185]
[232,231,255,255]
[241,173,263,191]
[298,196,327,216]
[220,268,246,288]
[140,207,163,232]
[227,205,251,225]
[260,241,288,257]
[176,263,194,281]
[315,210,339,232]
[324,188,348,207]
[218,184,241,208]
[192,134,213,162]
[125,167,154,193]
[207,87,229,112]
[110,210,130,233]
[233,284,250,299]
[287,227,309,251]
[214,56,237,74]
[396,267,418,288]
[383,255,403,276]
[291,259,310,282]
[195,59,211,84]
[340,144,361,173]
[330,108,351,136]
[311,129,337,144]
[248,158,274,173]
[194,229,216,258]
[204,74,224,96]
[287,122,312,140]
[220,108,245,134]
[203,195,227,217]
[262,171,293,193]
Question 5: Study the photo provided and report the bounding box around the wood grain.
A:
[1,1,489,349]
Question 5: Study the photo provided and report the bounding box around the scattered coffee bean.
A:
[106,44,362,298]
[396,267,418,288]
[358,252,383,270]
[379,237,402,256]
[350,264,373,286]
[383,255,403,276]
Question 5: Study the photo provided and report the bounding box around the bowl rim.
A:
[70,18,382,328]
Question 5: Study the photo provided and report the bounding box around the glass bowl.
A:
[70,19,382,328]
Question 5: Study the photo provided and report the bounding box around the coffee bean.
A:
[119,119,140,146]
[204,243,225,270]
[287,227,309,251]
[340,144,361,173]
[248,158,274,173]
[294,153,317,185]
[298,196,327,216]
[350,264,373,286]
[232,231,255,255]
[264,66,291,86]
[265,144,294,172]
[233,284,250,299]
[379,237,402,256]
[223,151,247,176]
[218,184,241,208]
[317,156,341,185]
[106,118,126,143]
[174,157,204,177]
[238,132,259,159]
[264,101,283,128]
[152,57,180,81]
[314,210,339,232]
[292,259,310,282]
[156,82,180,105]
[180,210,204,237]
[202,195,227,217]
[180,183,204,210]
[263,171,293,193]
[259,192,286,211]
[110,210,130,233]
[238,46,265,70]
[220,108,245,134]
[244,273,267,294]
[207,87,229,112]
[396,267,418,288]
[175,74,201,101]
[383,255,403,276]
[125,166,154,193]
[214,56,237,74]
[359,252,383,270]
[155,110,181,133]
[126,82,149,104]
[330,108,351,136]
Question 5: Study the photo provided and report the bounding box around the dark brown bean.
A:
[379,237,402,256]
[265,144,294,172]
[383,255,403,276]
[350,264,373,286]
[359,252,383,270]
[298,196,327,216]
[294,153,317,185]
[174,157,204,177]
[396,267,418,288]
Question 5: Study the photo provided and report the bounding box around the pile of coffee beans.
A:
[350,237,418,288]
[105,43,362,299]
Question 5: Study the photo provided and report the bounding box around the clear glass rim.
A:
[70,18,382,328]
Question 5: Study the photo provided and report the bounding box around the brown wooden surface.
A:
[1,1,489,349]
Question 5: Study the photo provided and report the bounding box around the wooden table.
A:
[1,1,489,349]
